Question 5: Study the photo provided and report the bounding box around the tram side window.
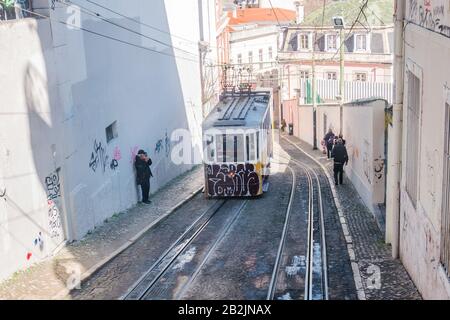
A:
[246,133,256,161]
[216,134,225,162]
[206,135,215,162]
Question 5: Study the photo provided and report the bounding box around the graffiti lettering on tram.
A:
[206,163,260,197]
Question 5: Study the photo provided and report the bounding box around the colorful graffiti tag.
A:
[206,163,260,197]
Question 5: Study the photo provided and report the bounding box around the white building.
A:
[230,24,280,75]
[278,0,394,102]
[0,0,218,282]
[386,0,450,299]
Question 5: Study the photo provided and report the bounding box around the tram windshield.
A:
[208,131,258,163]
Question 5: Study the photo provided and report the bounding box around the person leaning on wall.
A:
[135,149,153,204]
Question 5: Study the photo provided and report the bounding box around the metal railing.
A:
[298,78,393,104]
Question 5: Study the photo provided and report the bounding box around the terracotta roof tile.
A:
[228,8,296,25]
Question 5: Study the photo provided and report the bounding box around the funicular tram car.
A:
[202,90,273,197]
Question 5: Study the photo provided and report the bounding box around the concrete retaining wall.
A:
[0,0,215,282]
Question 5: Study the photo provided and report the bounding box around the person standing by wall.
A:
[135,149,153,204]
[331,138,348,185]
[323,128,335,159]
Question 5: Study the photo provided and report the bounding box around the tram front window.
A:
[225,135,235,162]
[235,134,244,162]
[215,133,245,163]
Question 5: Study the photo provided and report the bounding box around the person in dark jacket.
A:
[135,149,153,204]
[331,138,348,185]
[323,129,335,159]
[338,133,346,146]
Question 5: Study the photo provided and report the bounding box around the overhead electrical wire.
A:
[82,0,225,55]
[84,0,202,47]
[58,0,200,59]
[268,0,283,30]
[0,2,201,64]
[327,0,370,62]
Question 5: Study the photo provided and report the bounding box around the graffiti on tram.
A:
[206,163,261,197]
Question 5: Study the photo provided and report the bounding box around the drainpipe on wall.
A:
[385,0,405,259]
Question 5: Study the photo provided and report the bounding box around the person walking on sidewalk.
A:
[135,149,153,204]
[338,133,346,146]
[323,129,335,159]
[331,138,348,185]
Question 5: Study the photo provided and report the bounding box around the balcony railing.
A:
[0,1,33,21]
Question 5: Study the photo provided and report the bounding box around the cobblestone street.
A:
[0,137,422,300]
[0,166,204,299]
[286,136,422,300]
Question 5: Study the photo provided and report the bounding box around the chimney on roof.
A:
[294,1,304,24]
[232,4,238,18]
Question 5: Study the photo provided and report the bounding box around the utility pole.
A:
[312,31,318,150]
[339,27,345,134]
[385,0,405,258]
[332,15,345,134]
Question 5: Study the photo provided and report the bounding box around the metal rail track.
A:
[122,199,248,300]
[276,136,329,300]
[266,165,297,300]
[121,200,226,300]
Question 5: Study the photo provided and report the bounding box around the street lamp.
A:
[332,16,345,135]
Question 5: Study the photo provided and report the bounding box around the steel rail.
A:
[266,165,297,300]
[174,200,249,300]
[280,136,330,300]
[121,199,226,300]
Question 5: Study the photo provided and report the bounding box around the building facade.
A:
[278,0,394,101]
[0,0,217,282]
[386,0,450,299]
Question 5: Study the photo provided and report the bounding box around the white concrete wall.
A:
[0,18,64,282]
[293,100,386,213]
[396,2,450,297]
[297,106,314,146]
[0,0,214,282]
[343,99,386,212]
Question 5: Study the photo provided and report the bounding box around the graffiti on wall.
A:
[44,168,64,240]
[47,199,62,239]
[33,232,44,251]
[89,140,122,173]
[155,139,163,154]
[154,131,171,157]
[89,140,109,173]
[130,146,139,164]
[363,151,371,185]
[373,158,385,182]
[408,0,450,37]
[206,163,260,197]
[165,131,171,157]
[113,146,121,161]
[45,168,61,200]
[110,159,119,170]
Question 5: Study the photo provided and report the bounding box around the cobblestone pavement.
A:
[0,166,204,300]
[286,136,422,300]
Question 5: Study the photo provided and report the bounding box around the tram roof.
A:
[203,90,271,130]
